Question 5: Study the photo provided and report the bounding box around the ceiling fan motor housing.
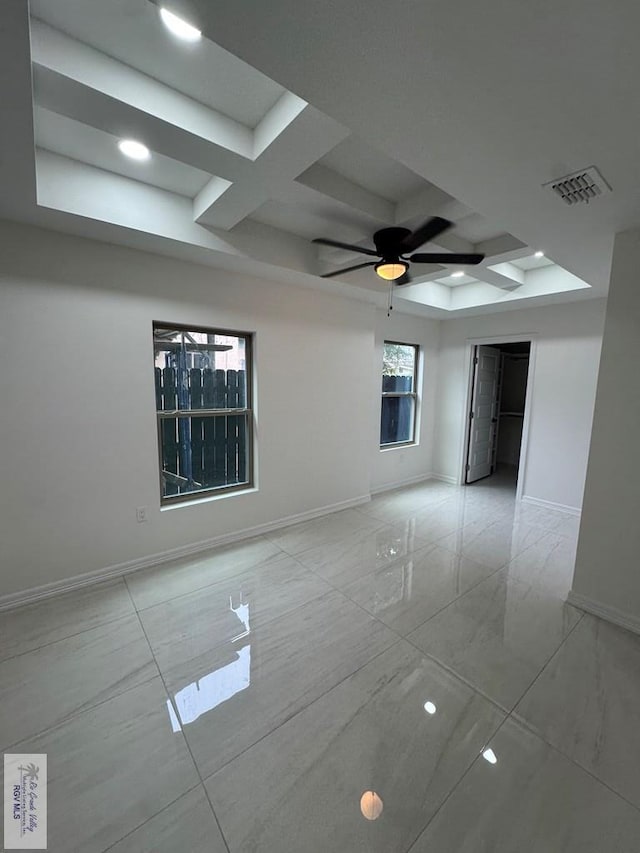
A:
[373,227,411,258]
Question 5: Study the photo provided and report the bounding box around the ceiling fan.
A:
[313,217,484,285]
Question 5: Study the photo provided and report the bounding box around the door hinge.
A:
[469,411,474,420]
[473,357,478,365]
[466,464,471,471]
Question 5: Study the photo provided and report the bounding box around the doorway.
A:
[463,339,532,496]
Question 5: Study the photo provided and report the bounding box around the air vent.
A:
[544,166,611,205]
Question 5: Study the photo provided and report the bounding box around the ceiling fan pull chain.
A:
[387,281,394,317]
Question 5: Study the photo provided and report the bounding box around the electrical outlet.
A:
[136,506,148,523]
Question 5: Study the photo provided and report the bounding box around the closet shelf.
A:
[500,411,524,417]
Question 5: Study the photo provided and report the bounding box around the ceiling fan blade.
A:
[320,261,377,278]
[409,252,485,265]
[395,272,412,286]
[312,238,379,257]
[400,217,452,253]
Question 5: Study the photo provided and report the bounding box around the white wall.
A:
[0,221,378,597]
[572,229,640,625]
[0,218,609,601]
[370,309,439,492]
[433,299,606,510]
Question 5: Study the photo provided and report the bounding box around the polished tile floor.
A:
[2,473,640,851]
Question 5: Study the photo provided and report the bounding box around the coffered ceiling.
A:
[0,0,612,317]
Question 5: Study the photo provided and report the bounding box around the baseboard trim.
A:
[429,472,459,485]
[0,493,371,612]
[567,590,640,636]
[370,473,436,495]
[521,495,581,516]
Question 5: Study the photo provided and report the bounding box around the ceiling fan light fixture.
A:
[313,217,484,283]
[375,260,408,281]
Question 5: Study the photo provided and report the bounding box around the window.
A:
[153,323,253,504]
[380,341,418,447]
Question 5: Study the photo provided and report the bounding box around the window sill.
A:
[161,485,258,511]
[380,441,418,452]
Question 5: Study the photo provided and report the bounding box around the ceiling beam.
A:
[35,150,320,274]
[487,262,525,285]
[475,234,528,259]
[32,66,252,181]
[295,164,394,223]
[395,185,471,227]
[31,21,253,158]
[194,104,348,229]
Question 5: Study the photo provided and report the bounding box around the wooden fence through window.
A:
[155,367,248,496]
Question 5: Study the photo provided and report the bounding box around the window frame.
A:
[380,339,419,449]
[153,321,254,506]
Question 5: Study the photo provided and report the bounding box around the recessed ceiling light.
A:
[160,8,202,41]
[534,251,544,258]
[451,270,465,278]
[118,139,150,161]
[423,701,437,715]
[482,748,498,765]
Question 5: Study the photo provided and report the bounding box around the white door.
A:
[466,345,500,483]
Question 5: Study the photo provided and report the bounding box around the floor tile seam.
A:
[0,609,143,665]
[386,560,509,640]
[98,781,204,853]
[292,551,547,690]
[477,563,582,600]
[132,554,320,614]
[128,550,297,613]
[505,528,578,565]
[506,610,586,715]
[354,499,459,521]
[138,579,349,677]
[200,636,406,786]
[399,542,573,628]
[352,496,455,523]
[351,505,388,523]
[431,536,517,565]
[499,608,640,811]
[404,593,585,715]
[504,705,640,815]
[403,596,589,717]
[200,780,233,853]
[399,635,511,716]
[263,514,388,552]
[0,577,127,617]
[404,711,514,853]
[289,555,413,648]
[298,534,466,592]
[124,576,233,853]
[0,667,163,755]
[371,499,470,523]
[292,526,440,571]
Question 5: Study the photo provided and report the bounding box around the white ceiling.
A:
[435,272,478,288]
[0,0,620,318]
[29,0,284,128]
[34,107,211,197]
[512,254,555,272]
[176,0,634,296]
[317,137,428,203]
